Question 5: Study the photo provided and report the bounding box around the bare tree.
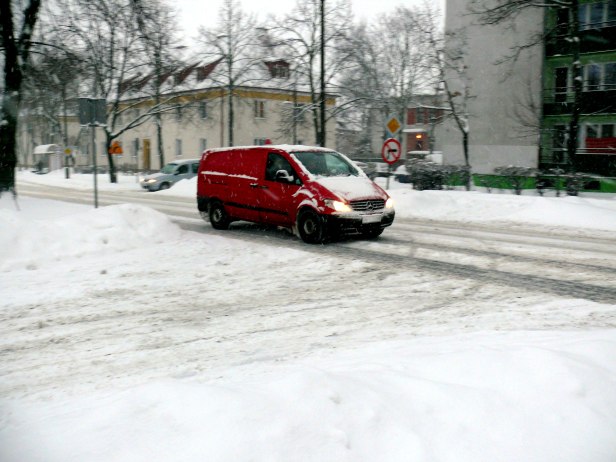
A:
[130,0,185,168]
[56,0,186,182]
[197,0,264,147]
[270,0,355,147]
[337,5,437,156]
[0,0,42,194]
[468,0,582,172]
[19,18,85,171]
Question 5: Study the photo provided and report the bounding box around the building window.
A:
[586,64,602,91]
[254,138,268,145]
[175,106,182,121]
[609,0,616,25]
[587,124,600,139]
[584,62,616,91]
[254,100,265,119]
[175,139,182,157]
[293,103,306,122]
[605,63,616,90]
[552,125,567,164]
[579,1,616,30]
[272,63,290,78]
[416,108,425,124]
[200,138,207,152]
[584,123,616,138]
[132,138,139,158]
[266,61,291,79]
[584,123,616,153]
[199,101,208,119]
[554,67,569,102]
[100,142,106,157]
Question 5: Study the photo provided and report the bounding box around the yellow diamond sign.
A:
[386,116,401,136]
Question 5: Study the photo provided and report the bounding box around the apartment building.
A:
[442,0,615,177]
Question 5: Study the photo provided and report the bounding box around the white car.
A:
[140,158,200,191]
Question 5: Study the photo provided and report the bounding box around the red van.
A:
[196,145,395,243]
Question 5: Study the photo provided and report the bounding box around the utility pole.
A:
[319,0,326,147]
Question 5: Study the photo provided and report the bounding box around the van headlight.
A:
[324,199,352,213]
[385,198,394,209]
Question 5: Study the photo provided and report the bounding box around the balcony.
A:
[545,25,616,56]
[543,90,616,115]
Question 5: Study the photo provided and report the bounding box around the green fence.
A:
[471,174,616,193]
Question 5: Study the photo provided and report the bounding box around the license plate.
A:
[362,213,382,224]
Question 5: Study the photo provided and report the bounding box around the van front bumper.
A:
[324,210,395,235]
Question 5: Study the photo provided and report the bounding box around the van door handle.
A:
[250,183,268,189]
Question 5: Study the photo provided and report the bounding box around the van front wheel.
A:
[209,201,230,230]
[298,209,325,244]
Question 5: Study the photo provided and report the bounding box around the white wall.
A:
[442,0,544,173]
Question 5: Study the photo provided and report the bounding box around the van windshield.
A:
[160,163,179,174]
[293,151,361,177]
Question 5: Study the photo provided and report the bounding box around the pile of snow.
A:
[0,202,179,271]
[389,189,616,232]
[2,330,616,462]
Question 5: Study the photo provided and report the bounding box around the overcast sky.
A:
[175,0,446,43]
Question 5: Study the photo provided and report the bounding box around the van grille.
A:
[350,199,385,212]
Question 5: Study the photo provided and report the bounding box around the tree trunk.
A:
[0,1,25,192]
[105,132,118,183]
[156,113,165,169]
[0,94,19,192]
[463,131,471,190]
[567,0,582,173]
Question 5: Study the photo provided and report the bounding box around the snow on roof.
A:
[116,57,317,103]
[33,144,60,154]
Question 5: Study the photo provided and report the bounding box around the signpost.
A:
[78,98,107,208]
[381,137,402,189]
[64,148,72,180]
[382,116,403,189]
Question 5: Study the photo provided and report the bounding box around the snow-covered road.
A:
[2,173,616,461]
[17,180,616,304]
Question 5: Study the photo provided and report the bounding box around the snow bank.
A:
[16,171,616,232]
[2,330,615,462]
[389,189,616,231]
[0,202,181,271]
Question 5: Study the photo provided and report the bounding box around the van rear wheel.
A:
[209,201,230,230]
[298,209,325,244]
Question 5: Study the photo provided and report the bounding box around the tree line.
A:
[2,0,472,190]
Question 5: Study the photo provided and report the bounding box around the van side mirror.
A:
[275,169,294,183]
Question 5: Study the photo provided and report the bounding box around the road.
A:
[17,181,616,304]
